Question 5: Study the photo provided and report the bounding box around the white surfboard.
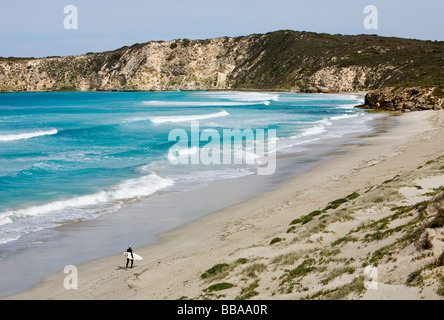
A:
[124,252,143,261]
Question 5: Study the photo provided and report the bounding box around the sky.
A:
[0,0,443,58]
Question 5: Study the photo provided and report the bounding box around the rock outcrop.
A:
[360,87,444,111]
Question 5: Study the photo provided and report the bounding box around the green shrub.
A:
[286,258,317,278]
[406,270,423,286]
[427,209,444,229]
[331,236,358,246]
[426,252,444,269]
[290,210,322,225]
[235,258,249,265]
[270,237,284,245]
[243,263,267,278]
[437,276,444,297]
[324,198,348,211]
[201,263,229,279]
[346,192,360,200]
[203,282,235,292]
[235,280,259,300]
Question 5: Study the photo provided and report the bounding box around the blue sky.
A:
[0,0,443,58]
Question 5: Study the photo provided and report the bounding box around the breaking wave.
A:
[148,110,230,123]
[0,129,58,142]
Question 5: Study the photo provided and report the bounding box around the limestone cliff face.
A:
[302,65,389,93]
[1,30,443,111]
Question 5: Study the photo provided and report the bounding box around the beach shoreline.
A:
[5,108,444,300]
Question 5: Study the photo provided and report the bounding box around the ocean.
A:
[0,91,382,296]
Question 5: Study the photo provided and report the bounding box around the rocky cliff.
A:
[1,30,443,110]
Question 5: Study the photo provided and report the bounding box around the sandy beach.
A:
[6,109,444,300]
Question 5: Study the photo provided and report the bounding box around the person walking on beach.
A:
[125,245,134,270]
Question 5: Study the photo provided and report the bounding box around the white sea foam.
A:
[0,129,58,142]
[0,174,174,226]
[109,174,174,200]
[277,113,364,152]
[330,114,360,121]
[0,236,20,245]
[142,100,270,107]
[276,137,320,152]
[0,215,12,227]
[336,103,360,109]
[200,91,280,103]
[167,146,199,162]
[314,118,333,126]
[4,192,108,219]
[300,125,327,137]
[288,118,332,139]
[148,110,230,123]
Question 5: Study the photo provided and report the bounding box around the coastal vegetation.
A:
[233,31,444,91]
[189,154,444,299]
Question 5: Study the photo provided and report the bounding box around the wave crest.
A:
[0,174,174,228]
[148,110,229,123]
[142,100,270,107]
[0,129,58,142]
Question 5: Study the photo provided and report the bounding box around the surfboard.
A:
[124,252,143,261]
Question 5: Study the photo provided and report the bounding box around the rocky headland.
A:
[1,30,443,111]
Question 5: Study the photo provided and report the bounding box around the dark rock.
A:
[363,87,443,111]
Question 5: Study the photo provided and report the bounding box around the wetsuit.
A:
[126,247,134,268]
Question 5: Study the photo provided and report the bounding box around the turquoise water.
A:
[0,91,372,245]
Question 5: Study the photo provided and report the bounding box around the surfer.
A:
[125,245,134,270]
